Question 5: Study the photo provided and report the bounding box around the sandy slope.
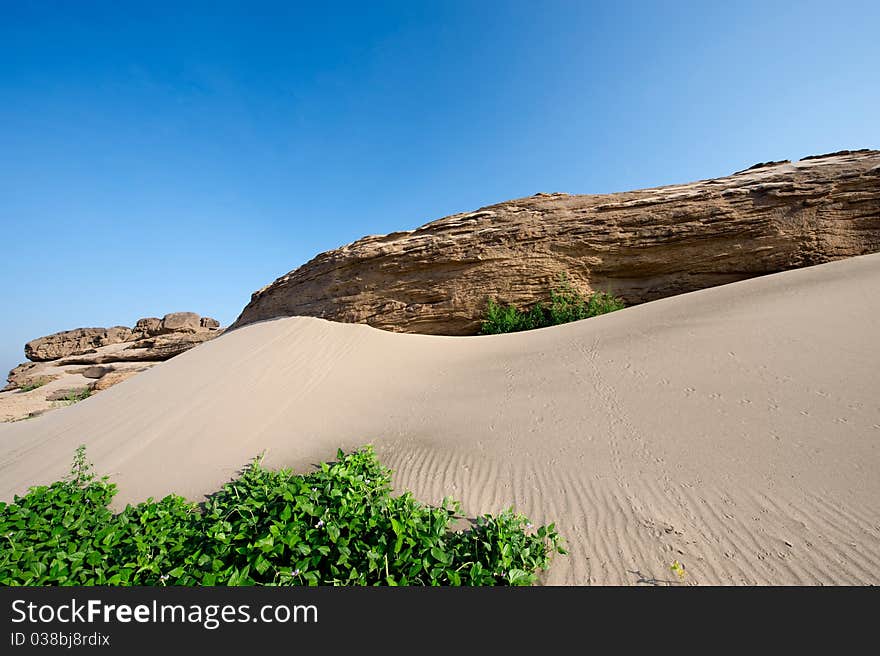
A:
[1,255,879,585]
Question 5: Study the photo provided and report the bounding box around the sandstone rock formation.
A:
[5,363,44,391]
[3,312,223,400]
[81,366,114,379]
[200,317,220,329]
[25,327,133,361]
[89,370,142,392]
[232,149,880,336]
[45,387,91,402]
[159,312,202,334]
[57,332,217,365]
[132,317,163,339]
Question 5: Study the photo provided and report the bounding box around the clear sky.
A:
[1,1,878,377]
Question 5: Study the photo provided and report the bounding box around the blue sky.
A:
[1,1,878,377]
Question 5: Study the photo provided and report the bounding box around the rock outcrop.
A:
[57,332,217,365]
[25,327,133,361]
[80,366,114,379]
[45,387,91,402]
[158,312,202,334]
[132,317,163,339]
[4,312,223,395]
[232,149,880,336]
[200,317,220,329]
[89,370,142,392]
[5,363,43,391]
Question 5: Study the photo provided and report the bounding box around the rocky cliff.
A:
[232,149,880,335]
[2,312,222,421]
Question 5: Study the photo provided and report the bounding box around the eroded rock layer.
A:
[5,312,222,393]
[233,150,880,335]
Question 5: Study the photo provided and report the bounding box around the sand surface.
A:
[1,254,879,585]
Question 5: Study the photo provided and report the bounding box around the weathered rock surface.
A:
[1,358,154,422]
[4,363,52,391]
[129,313,222,340]
[159,312,202,334]
[58,332,217,365]
[81,366,114,379]
[132,317,162,339]
[4,313,223,406]
[127,332,217,359]
[89,369,143,392]
[232,149,880,335]
[45,387,91,402]
[20,312,221,366]
[25,327,133,361]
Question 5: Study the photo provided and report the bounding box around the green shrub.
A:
[480,274,625,335]
[17,379,49,392]
[0,445,565,586]
[482,299,547,334]
[64,388,92,404]
[52,388,92,407]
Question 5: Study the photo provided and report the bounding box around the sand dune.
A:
[1,254,879,585]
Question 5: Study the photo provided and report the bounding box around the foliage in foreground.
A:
[480,274,625,335]
[0,446,565,586]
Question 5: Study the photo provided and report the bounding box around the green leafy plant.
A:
[66,444,97,488]
[0,445,565,586]
[17,379,49,392]
[670,560,686,581]
[480,273,625,335]
[56,388,92,406]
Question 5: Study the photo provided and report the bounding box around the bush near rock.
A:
[231,150,880,336]
[46,387,91,402]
